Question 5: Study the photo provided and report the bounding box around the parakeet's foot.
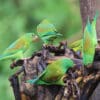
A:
[10,59,24,69]
[10,61,17,69]
[98,39,100,46]
[62,74,68,85]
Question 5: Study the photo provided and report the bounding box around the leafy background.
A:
[0,0,82,99]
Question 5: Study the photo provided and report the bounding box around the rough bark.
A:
[96,0,100,38]
[79,1,100,100]
[79,0,96,29]
[80,0,100,39]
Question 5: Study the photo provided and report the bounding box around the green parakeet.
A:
[67,12,97,53]
[66,31,82,52]
[82,15,97,65]
[27,58,74,85]
[37,19,62,44]
[0,33,39,61]
[68,39,82,52]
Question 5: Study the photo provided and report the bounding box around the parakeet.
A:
[68,13,98,53]
[37,19,62,44]
[0,33,39,61]
[68,39,82,52]
[27,58,74,85]
[82,15,97,65]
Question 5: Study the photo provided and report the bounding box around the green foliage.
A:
[0,0,81,54]
[0,0,81,99]
[0,75,14,100]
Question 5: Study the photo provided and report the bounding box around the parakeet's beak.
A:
[32,35,40,42]
[56,32,63,37]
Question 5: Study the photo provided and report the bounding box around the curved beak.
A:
[56,32,63,37]
[33,35,40,42]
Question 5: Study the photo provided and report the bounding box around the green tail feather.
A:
[28,78,65,85]
[27,70,46,84]
[27,78,39,84]
[28,75,65,85]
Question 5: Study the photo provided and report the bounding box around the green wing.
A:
[0,37,26,60]
[40,31,62,44]
[3,33,34,55]
[4,38,26,54]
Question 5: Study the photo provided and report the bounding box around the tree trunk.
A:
[80,0,100,39]
[80,1,100,100]
[79,0,96,29]
[96,0,100,38]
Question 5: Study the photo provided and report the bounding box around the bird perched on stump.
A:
[27,58,74,85]
[0,33,39,61]
[37,19,62,44]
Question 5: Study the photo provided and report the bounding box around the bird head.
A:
[25,33,39,42]
[37,19,63,44]
[37,19,57,34]
[37,19,62,37]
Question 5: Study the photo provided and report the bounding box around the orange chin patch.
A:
[33,36,40,42]
[37,28,45,33]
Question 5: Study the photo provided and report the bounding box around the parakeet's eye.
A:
[33,35,39,42]
[32,34,35,37]
[55,31,58,33]
[32,34,37,39]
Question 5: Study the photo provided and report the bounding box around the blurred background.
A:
[0,0,82,99]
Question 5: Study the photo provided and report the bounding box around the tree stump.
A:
[9,44,100,100]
